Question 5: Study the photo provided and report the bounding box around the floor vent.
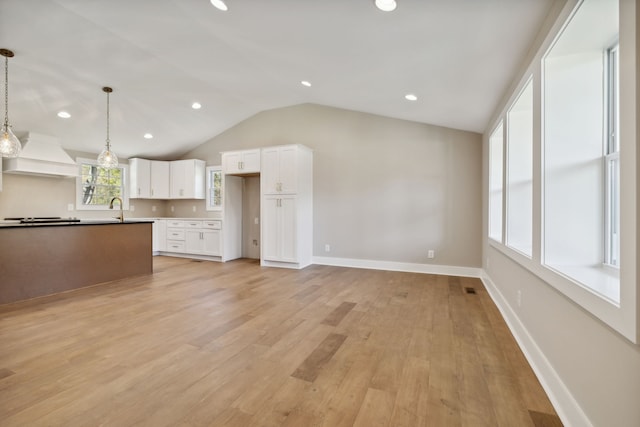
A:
[464,287,476,295]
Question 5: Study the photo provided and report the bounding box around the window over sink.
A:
[75,157,129,210]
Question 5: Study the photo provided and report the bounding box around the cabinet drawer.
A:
[167,228,185,240]
[184,220,203,228]
[203,220,221,229]
[166,240,185,253]
[167,220,185,228]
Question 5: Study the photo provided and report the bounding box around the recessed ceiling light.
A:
[210,0,228,11]
[57,111,71,118]
[301,81,312,87]
[375,0,397,12]
[192,102,202,110]
[144,133,153,139]
[405,94,418,101]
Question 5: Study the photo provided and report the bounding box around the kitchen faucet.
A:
[109,197,124,223]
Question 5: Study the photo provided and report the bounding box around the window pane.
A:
[543,0,619,301]
[489,122,504,242]
[506,79,533,256]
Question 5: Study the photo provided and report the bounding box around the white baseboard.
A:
[312,256,482,278]
[480,272,592,427]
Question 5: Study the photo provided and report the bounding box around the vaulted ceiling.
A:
[1,0,555,159]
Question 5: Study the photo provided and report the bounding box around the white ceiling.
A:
[1,0,555,160]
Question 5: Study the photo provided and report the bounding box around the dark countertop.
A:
[0,220,154,229]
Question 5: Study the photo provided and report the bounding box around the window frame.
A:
[488,121,504,244]
[604,42,620,268]
[75,157,130,211]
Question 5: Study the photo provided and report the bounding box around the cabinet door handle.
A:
[138,188,141,196]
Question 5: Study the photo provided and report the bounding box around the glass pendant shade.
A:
[0,123,21,158]
[97,144,118,168]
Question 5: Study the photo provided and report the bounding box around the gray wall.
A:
[184,103,483,267]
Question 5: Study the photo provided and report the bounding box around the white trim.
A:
[480,271,593,427]
[312,256,482,278]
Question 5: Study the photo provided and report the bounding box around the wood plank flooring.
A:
[0,256,562,426]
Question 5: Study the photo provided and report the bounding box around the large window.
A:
[75,158,129,210]
[506,78,533,257]
[543,0,619,302]
[488,122,504,243]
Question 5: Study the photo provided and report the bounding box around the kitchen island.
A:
[0,220,153,305]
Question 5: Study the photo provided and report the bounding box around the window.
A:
[206,166,223,211]
[75,158,129,210]
[488,122,504,242]
[506,78,533,257]
[543,0,619,302]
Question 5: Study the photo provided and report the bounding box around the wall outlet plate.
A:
[427,250,435,259]
[325,244,331,252]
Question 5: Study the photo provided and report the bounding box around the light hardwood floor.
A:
[0,256,562,426]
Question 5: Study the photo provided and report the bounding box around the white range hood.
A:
[3,132,78,177]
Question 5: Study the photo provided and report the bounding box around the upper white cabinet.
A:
[222,149,261,175]
[262,145,301,194]
[170,159,205,199]
[129,158,151,199]
[151,161,170,199]
[129,158,171,199]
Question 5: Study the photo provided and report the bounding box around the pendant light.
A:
[97,86,118,168]
[0,49,21,158]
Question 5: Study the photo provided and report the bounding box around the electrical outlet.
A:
[67,203,74,211]
[325,244,331,252]
[130,205,135,212]
[192,205,196,212]
[427,250,435,259]
[171,206,175,212]
[254,217,259,225]
[517,290,522,307]
[253,239,258,246]
[152,205,157,212]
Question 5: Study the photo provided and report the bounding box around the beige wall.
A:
[184,103,483,267]
[483,1,640,426]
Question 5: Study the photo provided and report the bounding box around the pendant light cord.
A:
[3,55,8,129]
[105,89,110,150]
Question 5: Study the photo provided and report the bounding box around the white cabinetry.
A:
[160,219,221,259]
[261,144,313,269]
[150,161,170,199]
[263,195,297,263]
[222,149,261,175]
[153,219,167,253]
[129,158,170,199]
[170,160,205,199]
[262,145,299,194]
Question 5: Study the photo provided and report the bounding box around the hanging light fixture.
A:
[97,86,118,168]
[0,49,21,158]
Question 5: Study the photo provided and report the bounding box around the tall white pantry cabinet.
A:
[221,144,313,269]
[261,145,313,269]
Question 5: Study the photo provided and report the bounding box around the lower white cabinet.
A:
[153,219,167,252]
[157,219,222,259]
[262,195,297,263]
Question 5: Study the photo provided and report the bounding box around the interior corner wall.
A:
[184,103,483,268]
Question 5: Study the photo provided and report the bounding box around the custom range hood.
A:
[3,132,78,177]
